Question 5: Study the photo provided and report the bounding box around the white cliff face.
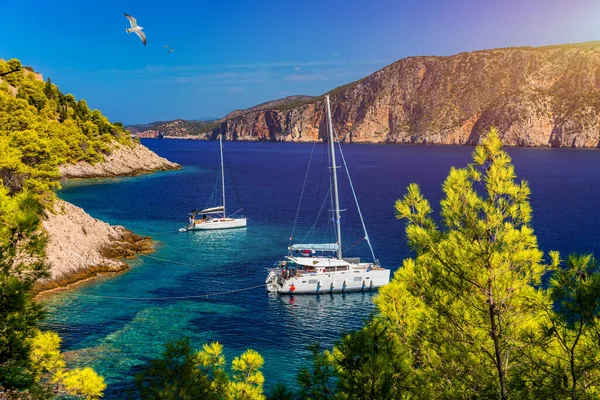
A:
[58,142,180,179]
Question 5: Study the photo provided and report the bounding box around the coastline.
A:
[35,199,154,297]
[136,136,600,149]
[59,141,181,179]
[37,143,180,297]
[34,264,130,298]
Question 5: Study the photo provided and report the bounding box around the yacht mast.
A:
[219,134,226,217]
[326,95,342,259]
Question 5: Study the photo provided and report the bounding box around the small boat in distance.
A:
[181,135,247,231]
[265,95,390,294]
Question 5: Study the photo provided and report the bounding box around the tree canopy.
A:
[135,338,266,400]
[299,129,600,400]
[0,58,127,398]
[374,129,599,399]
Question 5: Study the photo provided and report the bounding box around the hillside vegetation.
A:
[0,57,133,397]
[0,58,133,204]
[1,59,133,194]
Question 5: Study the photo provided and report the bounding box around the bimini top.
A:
[288,243,339,253]
[199,206,224,214]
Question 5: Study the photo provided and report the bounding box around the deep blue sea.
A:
[41,139,600,397]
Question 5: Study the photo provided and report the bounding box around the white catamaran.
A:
[183,135,247,231]
[265,95,390,294]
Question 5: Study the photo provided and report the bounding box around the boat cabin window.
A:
[324,265,348,272]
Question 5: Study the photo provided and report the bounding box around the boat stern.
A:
[265,270,282,293]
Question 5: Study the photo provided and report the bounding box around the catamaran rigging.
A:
[265,95,390,294]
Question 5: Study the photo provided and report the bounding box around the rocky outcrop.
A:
[222,95,316,120]
[35,200,153,294]
[199,42,600,147]
[127,97,316,139]
[59,142,180,179]
[36,142,179,294]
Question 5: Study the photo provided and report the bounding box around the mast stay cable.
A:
[222,141,246,215]
[289,141,316,246]
[333,127,377,263]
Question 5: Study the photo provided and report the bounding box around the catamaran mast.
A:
[219,134,226,217]
[326,95,343,259]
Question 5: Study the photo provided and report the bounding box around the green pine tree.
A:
[376,128,560,399]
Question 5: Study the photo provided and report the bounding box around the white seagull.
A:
[124,13,146,46]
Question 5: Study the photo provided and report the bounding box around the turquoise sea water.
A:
[42,140,600,397]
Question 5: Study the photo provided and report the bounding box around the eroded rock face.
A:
[37,143,177,293]
[58,142,180,179]
[208,42,600,148]
[38,200,153,292]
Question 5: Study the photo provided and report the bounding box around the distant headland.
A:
[128,41,600,148]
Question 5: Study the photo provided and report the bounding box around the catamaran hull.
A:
[266,269,390,295]
[188,218,247,230]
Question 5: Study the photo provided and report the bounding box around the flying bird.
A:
[0,67,22,77]
[168,48,174,53]
[124,13,146,46]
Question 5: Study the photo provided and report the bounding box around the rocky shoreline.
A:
[35,200,154,296]
[59,142,180,179]
[37,143,180,296]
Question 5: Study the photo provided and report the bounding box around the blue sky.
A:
[2,0,600,124]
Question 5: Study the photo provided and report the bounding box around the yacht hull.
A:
[266,268,390,295]
[189,218,247,230]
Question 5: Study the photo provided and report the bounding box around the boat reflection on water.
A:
[267,290,377,335]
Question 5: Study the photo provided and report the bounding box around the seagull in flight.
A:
[124,13,146,46]
[164,45,174,53]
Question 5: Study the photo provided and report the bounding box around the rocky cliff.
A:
[128,97,316,139]
[212,42,600,147]
[35,200,153,294]
[59,142,180,179]
[141,41,600,147]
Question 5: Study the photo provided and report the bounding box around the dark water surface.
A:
[42,140,600,397]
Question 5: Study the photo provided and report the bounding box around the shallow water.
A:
[42,140,600,397]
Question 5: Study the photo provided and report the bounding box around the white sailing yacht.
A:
[183,135,247,231]
[265,95,390,294]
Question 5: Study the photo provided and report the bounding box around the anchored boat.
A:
[265,95,390,294]
[183,135,247,231]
